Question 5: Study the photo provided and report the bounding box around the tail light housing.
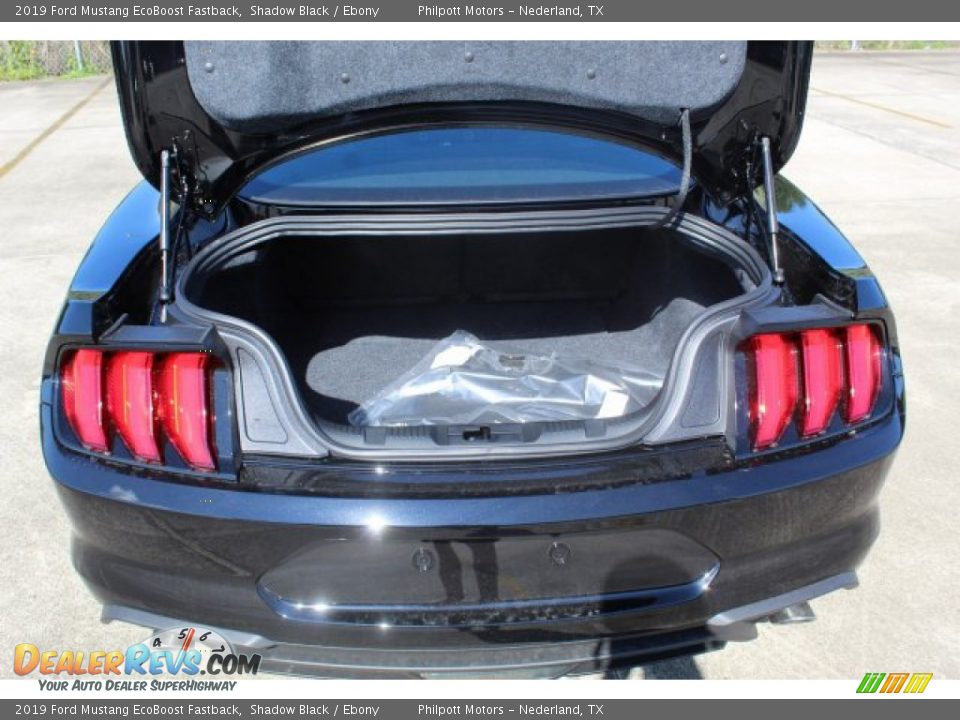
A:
[59,349,218,471]
[742,323,884,450]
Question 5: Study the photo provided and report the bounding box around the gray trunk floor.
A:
[286,296,705,423]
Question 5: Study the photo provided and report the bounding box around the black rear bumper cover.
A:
[46,402,900,676]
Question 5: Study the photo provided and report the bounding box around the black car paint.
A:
[41,41,904,675]
[41,169,904,673]
[47,415,896,674]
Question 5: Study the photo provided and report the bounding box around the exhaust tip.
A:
[769,601,816,625]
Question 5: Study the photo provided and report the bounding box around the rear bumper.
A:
[99,572,857,678]
[43,396,902,677]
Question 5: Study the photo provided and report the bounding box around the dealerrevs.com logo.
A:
[14,627,260,691]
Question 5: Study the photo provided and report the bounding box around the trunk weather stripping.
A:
[172,207,775,461]
[651,109,691,230]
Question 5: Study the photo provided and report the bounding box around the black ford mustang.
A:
[41,41,904,677]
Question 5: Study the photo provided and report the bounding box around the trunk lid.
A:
[112,41,811,215]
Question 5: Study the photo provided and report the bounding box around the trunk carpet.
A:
[191,229,749,426]
[278,296,705,424]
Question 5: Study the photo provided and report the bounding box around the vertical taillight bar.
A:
[843,324,882,424]
[61,349,108,453]
[158,353,216,471]
[747,333,799,450]
[799,328,843,437]
[105,352,161,463]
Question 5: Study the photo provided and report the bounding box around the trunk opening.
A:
[184,219,757,434]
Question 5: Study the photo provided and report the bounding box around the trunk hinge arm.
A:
[651,108,691,230]
[159,149,173,307]
[158,146,191,314]
[759,136,785,285]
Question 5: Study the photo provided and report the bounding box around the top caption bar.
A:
[6,0,960,22]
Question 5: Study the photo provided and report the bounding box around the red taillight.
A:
[843,324,882,424]
[61,349,108,453]
[747,333,799,450]
[159,353,216,472]
[744,323,883,450]
[60,349,217,471]
[799,328,843,437]
[106,351,160,463]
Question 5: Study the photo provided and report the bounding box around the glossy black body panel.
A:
[111,41,811,213]
[51,412,897,673]
[42,53,906,672]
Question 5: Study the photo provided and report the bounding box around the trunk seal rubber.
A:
[173,206,775,461]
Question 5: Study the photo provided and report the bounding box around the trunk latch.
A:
[437,424,542,445]
[461,426,492,442]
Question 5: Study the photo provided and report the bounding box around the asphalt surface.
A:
[1,51,958,680]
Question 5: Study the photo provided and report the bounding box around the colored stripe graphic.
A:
[880,673,909,693]
[857,672,932,694]
[904,673,933,694]
[857,672,885,693]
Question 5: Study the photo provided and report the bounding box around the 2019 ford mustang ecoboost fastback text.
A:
[40,41,904,677]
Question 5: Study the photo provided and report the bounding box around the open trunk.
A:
[183,219,758,433]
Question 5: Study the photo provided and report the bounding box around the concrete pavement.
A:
[0,51,958,680]
[0,75,147,675]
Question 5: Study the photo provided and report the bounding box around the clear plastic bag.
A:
[348,330,662,427]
